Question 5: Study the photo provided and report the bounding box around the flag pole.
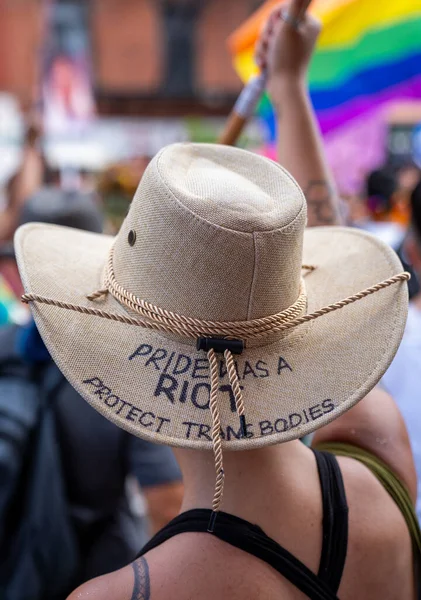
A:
[218,0,312,146]
[217,72,267,146]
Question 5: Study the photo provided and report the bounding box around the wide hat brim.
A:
[15,223,407,450]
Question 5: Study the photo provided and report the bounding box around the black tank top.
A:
[137,450,348,599]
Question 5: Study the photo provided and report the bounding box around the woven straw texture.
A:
[15,143,408,450]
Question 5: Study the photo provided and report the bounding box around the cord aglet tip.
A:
[240,415,247,438]
[207,511,218,533]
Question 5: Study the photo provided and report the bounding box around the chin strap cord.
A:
[207,347,225,532]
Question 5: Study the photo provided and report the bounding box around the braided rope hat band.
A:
[15,143,408,463]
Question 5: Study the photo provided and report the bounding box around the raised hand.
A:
[255,0,320,94]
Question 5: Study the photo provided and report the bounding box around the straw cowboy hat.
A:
[15,144,408,455]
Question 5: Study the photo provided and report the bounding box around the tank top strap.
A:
[138,509,340,600]
[313,449,349,593]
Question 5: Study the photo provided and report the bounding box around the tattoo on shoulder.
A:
[304,180,337,226]
[131,557,150,600]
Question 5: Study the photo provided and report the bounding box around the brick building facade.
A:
[0,0,262,115]
[0,0,43,110]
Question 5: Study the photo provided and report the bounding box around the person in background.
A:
[0,190,182,599]
[395,161,421,226]
[382,178,421,524]
[0,186,103,326]
[0,116,44,244]
[355,168,406,250]
[348,167,420,298]
[0,114,46,324]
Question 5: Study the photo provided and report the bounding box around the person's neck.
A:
[174,440,312,521]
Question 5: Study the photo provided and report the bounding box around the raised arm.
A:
[0,116,44,242]
[255,1,342,226]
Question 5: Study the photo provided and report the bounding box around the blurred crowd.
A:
[0,119,182,599]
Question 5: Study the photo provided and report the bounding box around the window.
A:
[49,0,90,60]
[160,0,205,97]
[43,0,94,129]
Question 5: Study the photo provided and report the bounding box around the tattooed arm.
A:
[255,1,342,227]
[272,82,339,226]
[65,559,151,600]
[131,558,151,600]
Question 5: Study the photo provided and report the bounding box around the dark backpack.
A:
[0,325,80,600]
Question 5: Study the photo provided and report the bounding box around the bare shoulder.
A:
[313,387,417,501]
[66,563,135,600]
[141,532,296,600]
[338,456,414,600]
[66,538,235,600]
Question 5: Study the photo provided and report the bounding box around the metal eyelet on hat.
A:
[128,230,136,246]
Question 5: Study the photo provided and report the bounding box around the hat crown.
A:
[113,143,306,322]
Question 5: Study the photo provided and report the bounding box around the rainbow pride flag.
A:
[228,0,421,136]
[0,274,28,326]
